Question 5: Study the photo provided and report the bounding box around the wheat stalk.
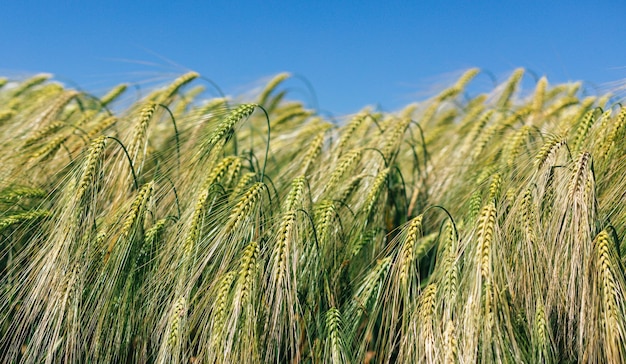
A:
[100,83,128,106]
[476,201,497,280]
[206,103,257,147]
[224,181,264,235]
[0,209,50,232]
[589,230,626,362]
[363,168,389,215]
[159,71,199,103]
[299,131,326,177]
[325,307,349,363]
[236,241,259,306]
[573,108,599,153]
[534,135,566,170]
[398,215,424,286]
[231,171,257,201]
[324,149,362,194]
[443,319,457,364]
[11,73,51,97]
[599,106,626,159]
[86,115,118,138]
[496,68,524,109]
[417,284,438,363]
[74,135,107,204]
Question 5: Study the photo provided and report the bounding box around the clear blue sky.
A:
[2,1,625,115]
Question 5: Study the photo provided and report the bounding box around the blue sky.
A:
[2,1,625,115]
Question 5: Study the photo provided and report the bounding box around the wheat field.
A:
[1,69,625,363]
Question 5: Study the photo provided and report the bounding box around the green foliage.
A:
[1,70,626,363]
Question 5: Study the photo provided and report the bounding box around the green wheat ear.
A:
[205,103,257,147]
[599,106,626,159]
[258,72,291,107]
[476,201,497,280]
[496,68,524,109]
[0,209,50,232]
[590,229,626,362]
[160,71,199,103]
[75,135,107,203]
[11,73,51,97]
[100,83,128,106]
[398,214,424,286]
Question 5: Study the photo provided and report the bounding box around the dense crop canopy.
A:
[1,69,625,363]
